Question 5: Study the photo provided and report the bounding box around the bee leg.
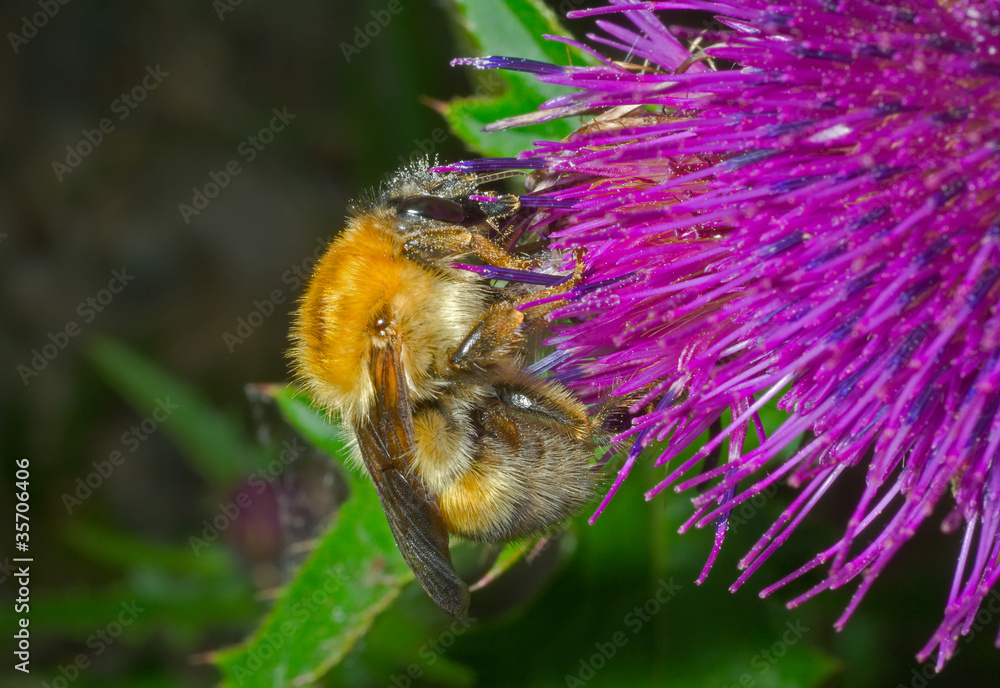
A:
[590,383,664,435]
[449,300,527,369]
[479,194,520,232]
[450,250,586,371]
[402,227,537,270]
[515,247,586,324]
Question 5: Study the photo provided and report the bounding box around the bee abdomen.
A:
[438,404,598,543]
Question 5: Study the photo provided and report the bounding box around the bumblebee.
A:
[291,160,598,617]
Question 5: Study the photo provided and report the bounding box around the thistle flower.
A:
[449,0,1000,668]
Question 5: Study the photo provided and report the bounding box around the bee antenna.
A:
[474,170,525,185]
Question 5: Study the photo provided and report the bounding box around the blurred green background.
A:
[2,1,998,686]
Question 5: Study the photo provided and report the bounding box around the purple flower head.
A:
[457,0,1000,668]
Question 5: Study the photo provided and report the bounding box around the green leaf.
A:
[445,0,595,156]
[86,336,272,483]
[453,0,579,65]
[213,386,416,688]
[444,79,576,158]
[469,537,546,592]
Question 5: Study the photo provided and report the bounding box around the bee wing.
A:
[353,340,471,618]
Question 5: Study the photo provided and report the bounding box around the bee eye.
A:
[397,196,467,224]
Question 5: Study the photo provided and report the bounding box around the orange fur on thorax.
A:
[292,212,484,425]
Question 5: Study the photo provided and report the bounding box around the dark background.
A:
[3,4,473,542]
[2,1,998,687]
[2,2,477,685]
